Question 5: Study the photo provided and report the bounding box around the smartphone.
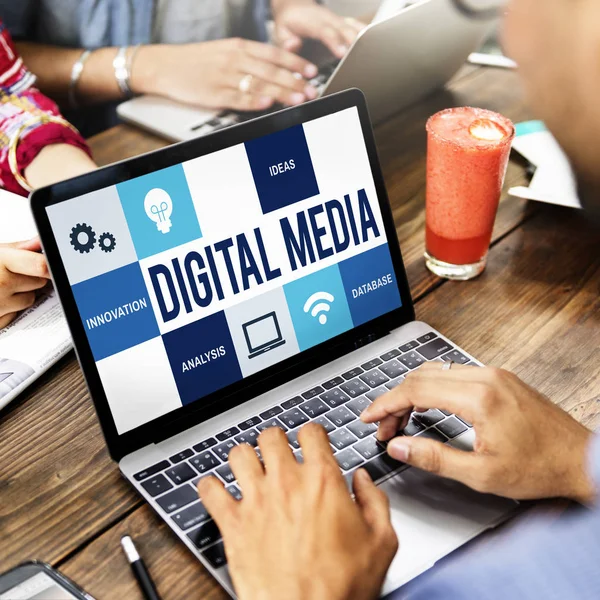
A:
[0,562,94,600]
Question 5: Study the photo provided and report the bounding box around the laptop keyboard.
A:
[189,59,341,137]
[133,332,474,570]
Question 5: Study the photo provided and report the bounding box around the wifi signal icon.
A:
[303,291,335,325]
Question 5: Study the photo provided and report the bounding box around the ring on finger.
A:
[442,360,455,371]
[238,73,254,93]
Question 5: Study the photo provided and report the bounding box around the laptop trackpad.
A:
[380,466,517,596]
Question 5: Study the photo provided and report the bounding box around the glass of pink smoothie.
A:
[425,107,515,280]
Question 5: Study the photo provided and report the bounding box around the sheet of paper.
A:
[510,121,582,209]
[0,188,38,243]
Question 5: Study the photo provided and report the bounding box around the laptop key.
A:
[157,484,198,514]
[302,386,324,400]
[385,377,404,390]
[134,460,170,482]
[341,367,364,380]
[345,395,372,417]
[416,338,454,360]
[417,332,438,344]
[259,406,283,420]
[326,406,356,427]
[354,437,386,460]
[281,396,304,410]
[399,340,419,352]
[212,440,238,461]
[165,463,197,485]
[365,387,388,402]
[441,349,471,365]
[418,428,448,443]
[169,449,193,464]
[280,408,310,429]
[336,448,364,472]
[379,360,409,379]
[329,428,358,451]
[399,351,426,370]
[436,417,468,439]
[347,420,377,440]
[256,418,288,433]
[440,409,452,416]
[294,450,304,463]
[203,541,227,568]
[140,474,173,497]
[188,520,221,550]
[172,501,209,530]
[190,451,221,473]
[380,349,401,361]
[237,416,262,431]
[322,376,344,390]
[226,485,243,500]
[300,397,330,417]
[359,369,389,388]
[216,464,236,484]
[312,415,336,433]
[287,428,301,449]
[216,427,240,442]
[415,409,445,427]
[403,418,425,436]
[361,358,383,370]
[235,428,259,447]
[319,388,350,408]
[193,438,217,453]
[340,378,370,398]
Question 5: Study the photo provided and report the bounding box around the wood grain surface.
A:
[2,64,597,600]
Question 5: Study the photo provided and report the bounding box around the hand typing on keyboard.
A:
[198,424,398,600]
[362,362,595,504]
[272,2,365,59]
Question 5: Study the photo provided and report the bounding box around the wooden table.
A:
[1,66,599,599]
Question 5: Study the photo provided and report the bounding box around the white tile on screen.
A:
[224,287,299,377]
[96,337,181,434]
[46,186,138,286]
[183,144,263,243]
[303,108,382,226]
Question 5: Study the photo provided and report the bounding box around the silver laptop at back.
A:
[116,0,493,141]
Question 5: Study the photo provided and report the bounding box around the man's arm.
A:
[362,363,596,504]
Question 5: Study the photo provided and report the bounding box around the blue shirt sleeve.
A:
[404,435,600,600]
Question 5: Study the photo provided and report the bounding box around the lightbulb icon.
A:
[144,188,173,234]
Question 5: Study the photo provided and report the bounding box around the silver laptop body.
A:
[33,91,515,599]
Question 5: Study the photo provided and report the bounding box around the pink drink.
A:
[425,107,515,279]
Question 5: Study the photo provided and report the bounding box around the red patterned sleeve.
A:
[0,21,91,196]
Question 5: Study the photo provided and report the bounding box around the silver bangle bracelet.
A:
[68,49,92,109]
[113,44,140,98]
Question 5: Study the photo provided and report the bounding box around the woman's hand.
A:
[362,363,595,504]
[133,38,320,111]
[273,0,366,58]
[0,238,49,328]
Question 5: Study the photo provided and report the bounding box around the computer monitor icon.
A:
[242,311,286,359]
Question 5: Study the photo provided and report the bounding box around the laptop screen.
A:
[45,106,403,434]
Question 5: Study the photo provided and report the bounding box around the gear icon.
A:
[98,232,116,253]
[70,223,96,253]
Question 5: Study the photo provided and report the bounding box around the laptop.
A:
[116,0,493,142]
[32,90,516,598]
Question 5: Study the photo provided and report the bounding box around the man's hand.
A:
[0,238,49,329]
[198,424,398,600]
[272,1,365,58]
[133,39,319,112]
[362,363,595,504]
